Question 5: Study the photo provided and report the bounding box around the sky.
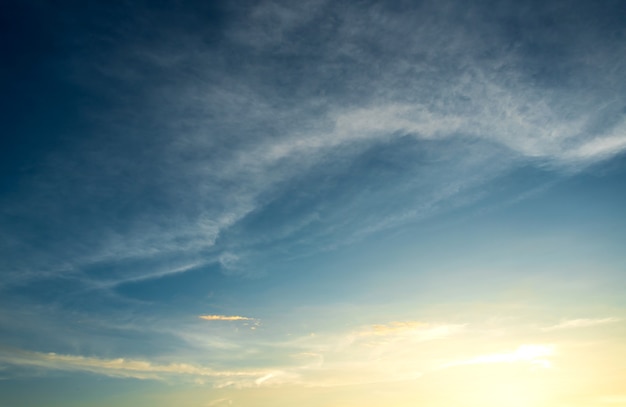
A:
[1,0,625,406]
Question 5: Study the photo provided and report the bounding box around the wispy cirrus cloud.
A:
[356,321,466,342]
[440,344,555,369]
[542,317,620,331]
[2,0,625,291]
[0,347,269,385]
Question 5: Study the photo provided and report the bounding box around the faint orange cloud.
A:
[369,321,425,335]
[199,315,253,321]
[357,321,465,342]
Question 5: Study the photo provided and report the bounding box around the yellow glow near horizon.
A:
[3,304,624,407]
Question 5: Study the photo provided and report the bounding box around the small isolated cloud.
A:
[543,317,620,331]
[441,344,554,369]
[218,252,240,270]
[199,315,254,322]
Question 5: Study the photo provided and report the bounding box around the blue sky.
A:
[1,1,625,406]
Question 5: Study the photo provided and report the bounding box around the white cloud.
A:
[543,317,620,331]
[441,344,555,369]
[567,132,626,162]
[4,0,625,289]
[97,262,206,289]
[355,321,466,342]
[0,347,270,386]
[218,252,240,271]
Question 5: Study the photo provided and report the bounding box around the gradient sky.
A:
[1,1,625,406]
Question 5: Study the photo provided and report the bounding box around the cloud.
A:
[253,370,301,387]
[368,321,426,335]
[254,320,466,387]
[218,252,240,272]
[0,347,268,384]
[3,0,625,291]
[441,344,555,369]
[566,132,626,162]
[95,262,207,289]
[357,321,466,342]
[199,315,254,322]
[206,398,233,407]
[542,317,621,331]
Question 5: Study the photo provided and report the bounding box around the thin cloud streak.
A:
[543,317,621,331]
[355,321,466,342]
[0,347,270,385]
[440,344,555,369]
[199,315,255,322]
